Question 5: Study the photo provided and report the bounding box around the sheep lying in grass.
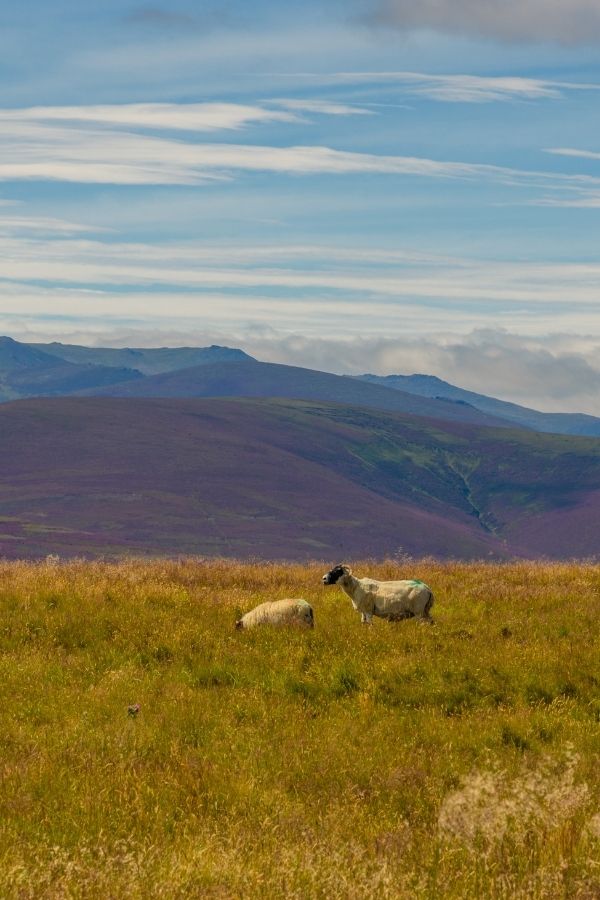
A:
[235,598,314,630]
[322,564,434,625]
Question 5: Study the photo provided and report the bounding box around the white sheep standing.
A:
[322,564,434,625]
[235,598,314,630]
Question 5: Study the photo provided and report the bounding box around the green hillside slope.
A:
[1,397,599,560]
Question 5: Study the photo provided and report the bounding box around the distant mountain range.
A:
[1,335,598,437]
[81,359,514,429]
[2,396,600,561]
[0,336,143,401]
[357,373,600,437]
[34,340,253,375]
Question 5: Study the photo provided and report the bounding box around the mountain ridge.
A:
[357,373,600,437]
[79,358,516,430]
[0,337,144,402]
[0,336,599,437]
[30,341,254,375]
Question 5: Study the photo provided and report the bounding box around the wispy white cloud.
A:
[0,102,297,132]
[0,215,106,234]
[1,116,600,195]
[0,282,482,341]
[285,71,600,102]
[2,279,598,346]
[265,98,373,115]
[390,73,562,102]
[1,229,599,315]
[533,193,600,208]
[545,147,600,161]
[536,148,600,204]
[365,0,600,46]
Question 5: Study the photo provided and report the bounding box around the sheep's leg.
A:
[361,612,373,625]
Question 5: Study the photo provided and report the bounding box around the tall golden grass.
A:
[0,557,599,898]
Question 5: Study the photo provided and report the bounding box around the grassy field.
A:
[0,558,599,898]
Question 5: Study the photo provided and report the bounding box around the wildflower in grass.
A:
[587,813,600,839]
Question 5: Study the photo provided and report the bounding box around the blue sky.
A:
[1,0,600,412]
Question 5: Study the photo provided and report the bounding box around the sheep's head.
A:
[322,564,352,585]
[235,619,244,630]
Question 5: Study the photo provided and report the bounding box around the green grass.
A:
[0,558,599,898]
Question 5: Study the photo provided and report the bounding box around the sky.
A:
[1,0,600,413]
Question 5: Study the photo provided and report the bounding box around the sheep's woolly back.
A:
[236,598,314,629]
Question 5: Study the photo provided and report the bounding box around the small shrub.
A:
[501,725,530,751]
[331,667,360,697]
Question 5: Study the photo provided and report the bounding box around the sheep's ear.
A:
[342,565,352,575]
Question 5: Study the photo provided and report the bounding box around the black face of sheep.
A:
[322,564,349,585]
